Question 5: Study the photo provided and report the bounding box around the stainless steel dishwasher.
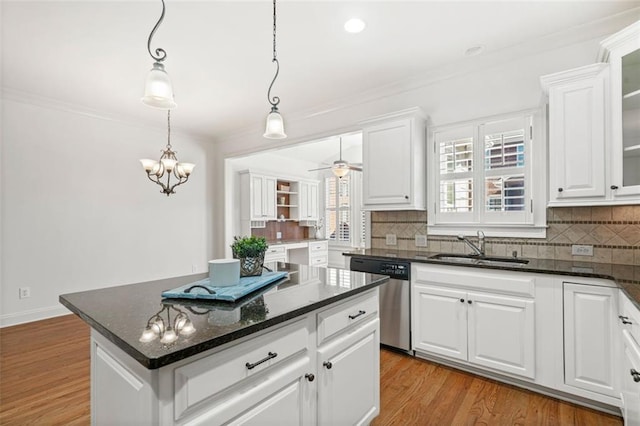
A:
[349,257,412,353]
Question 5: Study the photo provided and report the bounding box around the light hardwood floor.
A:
[0,315,624,425]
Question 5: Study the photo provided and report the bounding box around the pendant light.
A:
[141,0,176,109]
[140,110,194,196]
[263,0,286,139]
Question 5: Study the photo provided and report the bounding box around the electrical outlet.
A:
[571,244,593,256]
[415,234,428,247]
[385,234,397,246]
[19,287,31,299]
[192,264,198,273]
[276,231,282,239]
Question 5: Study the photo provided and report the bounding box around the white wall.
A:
[0,97,215,326]
[212,37,605,257]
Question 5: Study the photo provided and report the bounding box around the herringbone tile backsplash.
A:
[370,206,640,265]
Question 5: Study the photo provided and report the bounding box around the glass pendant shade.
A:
[142,62,177,109]
[263,109,287,139]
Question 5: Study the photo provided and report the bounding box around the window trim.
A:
[427,108,547,238]
[323,171,367,248]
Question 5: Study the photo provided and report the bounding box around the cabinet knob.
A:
[323,361,333,370]
[619,315,633,325]
[611,185,619,190]
[557,188,563,193]
[460,298,465,303]
[467,300,473,304]
[404,195,409,200]
[305,373,315,382]
[631,369,640,383]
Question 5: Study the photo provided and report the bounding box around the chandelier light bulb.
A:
[140,159,156,172]
[179,320,196,336]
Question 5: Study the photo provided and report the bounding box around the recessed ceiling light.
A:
[465,45,484,57]
[344,18,366,34]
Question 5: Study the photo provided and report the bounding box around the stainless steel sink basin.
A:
[429,253,529,267]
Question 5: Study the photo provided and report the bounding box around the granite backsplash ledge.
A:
[370,205,640,266]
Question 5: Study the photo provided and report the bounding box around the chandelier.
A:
[263,0,287,139]
[140,110,194,196]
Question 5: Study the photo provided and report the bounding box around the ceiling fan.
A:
[308,138,362,178]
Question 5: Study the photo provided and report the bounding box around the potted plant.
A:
[231,236,268,277]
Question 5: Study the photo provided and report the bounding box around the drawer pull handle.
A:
[619,315,633,325]
[348,310,366,320]
[323,361,333,370]
[631,369,640,383]
[611,185,619,190]
[246,352,277,370]
[305,373,315,382]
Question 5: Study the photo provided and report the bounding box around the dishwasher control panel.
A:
[350,257,410,280]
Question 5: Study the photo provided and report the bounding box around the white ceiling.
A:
[2,1,640,144]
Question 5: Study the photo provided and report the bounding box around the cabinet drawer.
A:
[266,246,286,256]
[310,255,328,267]
[309,240,328,253]
[173,318,310,420]
[317,291,378,345]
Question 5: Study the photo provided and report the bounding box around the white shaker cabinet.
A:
[297,180,319,221]
[541,63,609,205]
[563,282,619,398]
[240,172,277,222]
[360,108,427,210]
[412,265,536,379]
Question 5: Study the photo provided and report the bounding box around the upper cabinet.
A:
[360,108,427,211]
[296,181,319,221]
[600,20,640,200]
[541,21,640,206]
[240,172,277,221]
[541,64,609,204]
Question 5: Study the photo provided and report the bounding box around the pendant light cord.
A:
[266,0,280,108]
[166,110,172,149]
[147,0,167,62]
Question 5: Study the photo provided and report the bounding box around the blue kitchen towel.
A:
[161,271,288,302]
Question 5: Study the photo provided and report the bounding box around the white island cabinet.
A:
[89,288,380,426]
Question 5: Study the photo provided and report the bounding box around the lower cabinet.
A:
[413,283,535,379]
[621,329,640,425]
[91,289,379,426]
[563,282,619,398]
[317,318,380,426]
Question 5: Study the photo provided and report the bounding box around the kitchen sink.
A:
[429,253,529,267]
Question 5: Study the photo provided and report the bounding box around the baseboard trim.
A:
[414,350,623,417]
[0,305,71,328]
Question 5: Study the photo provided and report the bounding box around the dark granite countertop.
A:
[344,248,640,307]
[59,262,388,370]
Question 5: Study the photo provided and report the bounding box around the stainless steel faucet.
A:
[457,230,486,256]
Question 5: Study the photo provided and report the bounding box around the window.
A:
[324,173,366,246]
[429,111,546,237]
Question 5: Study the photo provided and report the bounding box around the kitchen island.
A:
[60,262,388,425]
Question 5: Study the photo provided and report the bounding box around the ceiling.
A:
[2,1,640,143]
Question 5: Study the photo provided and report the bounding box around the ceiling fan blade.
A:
[308,166,332,172]
[348,165,363,171]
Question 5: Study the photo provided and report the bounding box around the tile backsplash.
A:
[370,206,640,266]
